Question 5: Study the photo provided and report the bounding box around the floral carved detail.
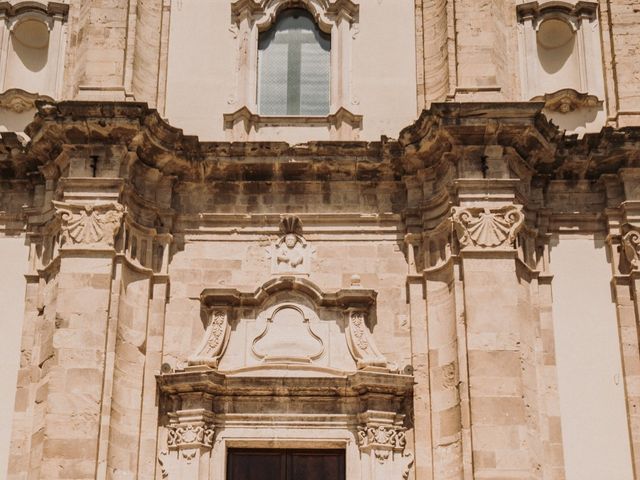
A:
[346,310,388,370]
[53,201,125,248]
[451,205,524,249]
[188,310,230,368]
[622,230,640,270]
[167,423,215,450]
[357,425,407,463]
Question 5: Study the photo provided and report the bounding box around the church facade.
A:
[1,0,640,479]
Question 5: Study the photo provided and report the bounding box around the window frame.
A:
[226,0,362,140]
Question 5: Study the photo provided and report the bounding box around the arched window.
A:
[257,8,330,116]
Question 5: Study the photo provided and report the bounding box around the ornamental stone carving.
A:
[451,205,524,250]
[622,230,640,270]
[188,309,231,368]
[269,216,312,275]
[357,424,406,463]
[53,201,125,248]
[346,309,388,370]
[167,423,215,450]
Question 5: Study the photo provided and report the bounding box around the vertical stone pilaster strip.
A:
[137,276,170,479]
[616,231,640,475]
[407,272,435,480]
[425,262,463,479]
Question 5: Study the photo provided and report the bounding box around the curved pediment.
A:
[188,276,389,375]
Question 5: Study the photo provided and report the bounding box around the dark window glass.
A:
[258,9,331,116]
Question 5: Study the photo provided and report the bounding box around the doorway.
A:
[227,449,345,480]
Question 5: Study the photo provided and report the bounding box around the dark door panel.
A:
[227,449,345,480]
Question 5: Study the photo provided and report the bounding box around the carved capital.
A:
[357,424,406,463]
[451,205,524,250]
[167,423,215,451]
[622,230,640,270]
[188,309,230,368]
[53,201,124,248]
[346,309,388,371]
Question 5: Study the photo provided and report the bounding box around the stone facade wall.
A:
[1,1,640,479]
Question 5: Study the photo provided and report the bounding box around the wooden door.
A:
[227,449,345,480]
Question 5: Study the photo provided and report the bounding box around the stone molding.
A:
[531,88,601,114]
[231,0,359,32]
[516,1,598,27]
[451,205,524,250]
[0,88,53,113]
[53,201,124,249]
[223,106,363,141]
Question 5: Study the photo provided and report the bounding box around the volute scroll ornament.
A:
[346,309,388,371]
[188,309,231,368]
[53,201,125,248]
[451,205,524,250]
[622,230,640,270]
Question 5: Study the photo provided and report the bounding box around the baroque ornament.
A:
[451,205,524,249]
[357,425,407,462]
[188,309,230,368]
[167,423,215,450]
[346,310,388,370]
[53,201,125,248]
[622,230,640,270]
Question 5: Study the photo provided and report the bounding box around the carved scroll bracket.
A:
[188,307,231,368]
[451,205,524,251]
[345,308,388,371]
[622,230,640,271]
[53,201,124,250]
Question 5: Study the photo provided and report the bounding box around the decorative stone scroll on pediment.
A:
[531,88,601,114]
[346,309,388,371]
[0,88,53,113]
[231,0,359,31]
[188,309,230,368]
[187,276,391,373]
[452,205,524,250]
[53,201,124,249]
[622,229,640,270]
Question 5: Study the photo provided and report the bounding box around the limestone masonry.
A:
[0,0,639,479]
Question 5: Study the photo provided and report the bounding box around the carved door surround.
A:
[157,276,414,479]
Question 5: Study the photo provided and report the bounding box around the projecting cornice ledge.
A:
[398,102,640,180]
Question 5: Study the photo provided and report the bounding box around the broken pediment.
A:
[185,276,390,376]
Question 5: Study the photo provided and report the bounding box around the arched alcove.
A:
[536,18,580,92]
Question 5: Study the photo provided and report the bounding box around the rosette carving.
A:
[346,309,388,370]
[188,309,230,368]
[622,230,640,270]
[451,205,524,249]
[53,201,124,248]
